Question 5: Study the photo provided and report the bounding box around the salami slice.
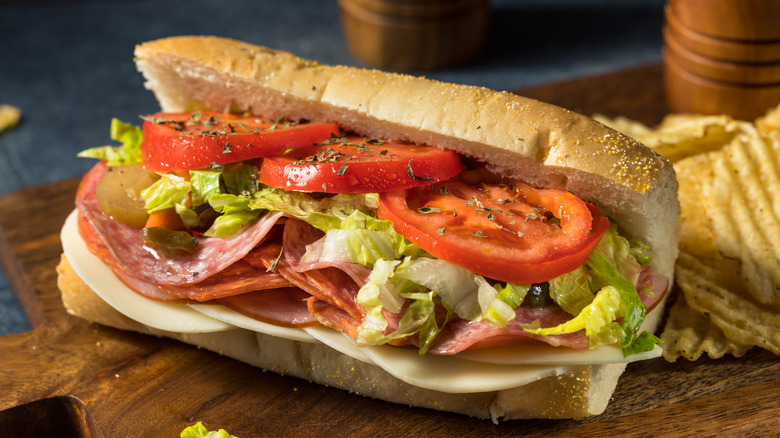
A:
[281,218,372,287]
[76,162,285,286]
[217,287,317,328]
[112,266,186,302]
[638,266,668,312]
[158,258,293,301]
[307,299,360,338]
[245,235,366,321]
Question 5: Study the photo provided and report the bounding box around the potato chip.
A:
[592,114,653,142]
[674,153,718,258]
[705,133,780,306]
[0,104,21,133]
[661,279,751,362]
[755,103,780,135]
[676,258,780,355]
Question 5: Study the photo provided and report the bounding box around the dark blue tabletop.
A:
[0,0,665,335]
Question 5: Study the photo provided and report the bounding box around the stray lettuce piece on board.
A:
[180,421,238,438]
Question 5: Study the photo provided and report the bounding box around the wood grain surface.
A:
[1,64,779,437]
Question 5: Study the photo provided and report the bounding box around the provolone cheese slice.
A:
[304,325,570,393]
[456,343,663,365]
[304,325,373,363]
[61,210,232,333]
[189,303,316,343]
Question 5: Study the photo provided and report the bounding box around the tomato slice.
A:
[141,111,340,172]
[258,136,463,193]
[377,178,609,284]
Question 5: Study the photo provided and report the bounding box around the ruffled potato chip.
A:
[661,278,751,362]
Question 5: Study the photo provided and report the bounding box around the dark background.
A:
[0,0,666,335]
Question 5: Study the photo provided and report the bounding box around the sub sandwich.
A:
[57,36,679,421]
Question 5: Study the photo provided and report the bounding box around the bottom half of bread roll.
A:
[57,254,631,422]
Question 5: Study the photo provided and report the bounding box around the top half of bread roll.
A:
[134,35,679,282]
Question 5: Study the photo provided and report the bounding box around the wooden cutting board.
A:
[1,64,779,437]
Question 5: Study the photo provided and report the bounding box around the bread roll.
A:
[58,36,679,421]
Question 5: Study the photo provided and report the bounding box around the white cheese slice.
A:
[304,325,374,363]
[61,210,232,333]
[304,325,570,393]
[455,343,663,365]
[188,302,316,343]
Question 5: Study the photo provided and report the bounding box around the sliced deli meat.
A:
[217,287,318,328]
[158,258,293,301]
[76,162,285,286]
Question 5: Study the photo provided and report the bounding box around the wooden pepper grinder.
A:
[338,0,489,71]
[664,0,780,119]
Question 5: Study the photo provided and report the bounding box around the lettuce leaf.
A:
[77,118,143,166]
[475,281,532,329]
[356,258,447,354]
[190,169,222,206]
[523,225,661,356]
[140,174,191,213]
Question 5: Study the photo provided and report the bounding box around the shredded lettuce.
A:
[495,282,529,309]
[476,280,532,329]
[356,258,447,354]
[395,258,481,320]
[77,118,143,166]
[140,174,191,213]
[549,264,598,316]
[174,203,204,229]
[355,256,530,350]
[190,169,222,206]
[629,239,653,266]
[180,421,237,438]
[523,225,661,356]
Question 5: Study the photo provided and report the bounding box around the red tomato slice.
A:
[141,111,340,172]
[258,136,463,193]
[377,178,609,284]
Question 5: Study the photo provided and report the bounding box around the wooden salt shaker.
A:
[338,0,489,71]
[664,0,780,120]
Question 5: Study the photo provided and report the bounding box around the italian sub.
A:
[57,36,679,421]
